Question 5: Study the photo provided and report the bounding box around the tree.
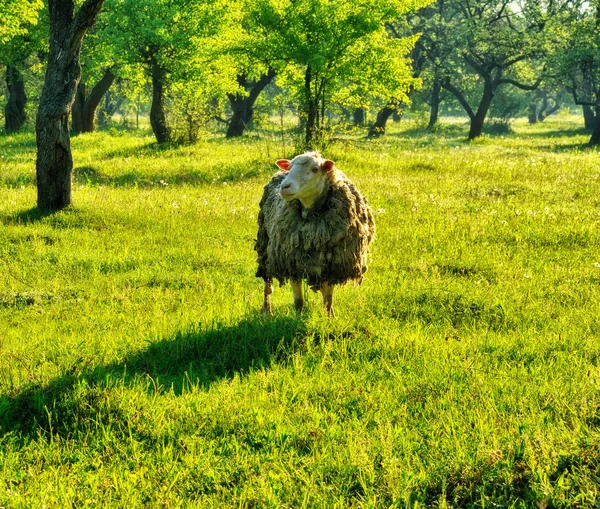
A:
[243,0,426,147]
[0,0,45,132]
[100,0,229,143]
[36,0,106,211]
[71,69,115,133]
[527,85,567,124]
[409,0,554,139]
[367,28,427,137]
[225,70,276,138]
[550,0,600,144]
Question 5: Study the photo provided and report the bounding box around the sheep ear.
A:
[322,160,335,172]
[276,159,290,171]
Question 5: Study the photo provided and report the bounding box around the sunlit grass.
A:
[1,116,599,507]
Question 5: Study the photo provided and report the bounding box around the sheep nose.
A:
[281,183,291,190]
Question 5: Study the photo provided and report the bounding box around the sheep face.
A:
[276,152,335,209]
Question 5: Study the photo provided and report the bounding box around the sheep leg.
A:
[321,282,335,317]
[291,280,304,313]
[261,279,273,315]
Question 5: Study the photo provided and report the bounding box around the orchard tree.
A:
[101,0,229,143]
[36,0,106,210]
[0,0,45,132]
[243,0,428,147]
[225,70,275,137]
[70,17,119,133]
[550,0,600,143]
[408,0,555,139]
[71,69,115,133]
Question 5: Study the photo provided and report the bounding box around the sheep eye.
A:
[311,167,319,173]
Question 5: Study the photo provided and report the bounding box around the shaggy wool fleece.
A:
[255,171,375,290]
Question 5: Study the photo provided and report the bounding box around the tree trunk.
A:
[71,80,86,133]
[4,64,27,132]
[583,105,596,130]
[353,108,365,126]
[528,102,537,124]
[76,69,115,133]
[150,61,170,143]
[226,95,253,138]
[97,89,109,127]
[303,65,319,147]
[428,80,441,129]
[368,106,395,138]
[538,103,559,122]
[36,0,106,211]
[226,69,275,138]
[468,79,494,140]
[589,104,600,146]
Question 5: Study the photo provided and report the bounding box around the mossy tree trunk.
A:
[5,64,27,132]
[36,0,106,211]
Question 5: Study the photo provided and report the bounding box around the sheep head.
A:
[276,152,335,210]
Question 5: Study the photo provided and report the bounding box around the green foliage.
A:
[235,0,429,144]
[0,0,43,44]
[1,120,600,506]
[547,0,600,107]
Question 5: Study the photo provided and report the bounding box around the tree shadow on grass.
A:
[0,315,307,439]
[73,163,265,188]
[3,207,58,225]
[521,127,591,138]
[0,205,112,230]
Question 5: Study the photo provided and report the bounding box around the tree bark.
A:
[468,79,494,140]
[538,102,559,122]
[5,64,27,132]
[36,0,106,211]
[428,80,441,129]
[353,108,365,126]
[71,80,86,133]
[226,69,275,138]
[367,106,395,138]
[303,65,319,146]
[583,104,596,130]
[589,105,600,146]
[528,102,537,124]
[150,61,170,143]
[78,69,115,133]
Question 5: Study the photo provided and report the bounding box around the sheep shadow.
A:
[0,315,307,439]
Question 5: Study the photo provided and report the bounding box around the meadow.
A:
[1,117,599,507]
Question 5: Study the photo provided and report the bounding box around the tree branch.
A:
[442,80,475,119]
[463,52,492,80]
[497,76,542,91]
[68,0,106,58]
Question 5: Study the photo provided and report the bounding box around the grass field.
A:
[1,117,600,507]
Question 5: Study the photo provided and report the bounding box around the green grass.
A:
[1,116,600,507]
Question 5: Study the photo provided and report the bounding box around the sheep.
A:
[255,151,375,316]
